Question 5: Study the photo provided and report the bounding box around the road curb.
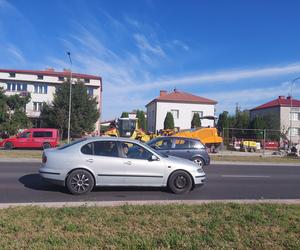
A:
[0,158,40,163]
[0,199,300,209]
[211,161,300,166]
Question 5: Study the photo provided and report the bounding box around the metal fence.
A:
[222,128,285,154]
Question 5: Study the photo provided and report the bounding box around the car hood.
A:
[164,155,199,169]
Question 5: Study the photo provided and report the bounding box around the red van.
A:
[0,128,60,150]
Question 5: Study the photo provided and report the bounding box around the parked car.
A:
[146,136,210,167]
[0,128,59,150]
[39,137,206,195]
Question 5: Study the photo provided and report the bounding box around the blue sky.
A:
[1,0,300,119]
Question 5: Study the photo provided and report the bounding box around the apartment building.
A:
[250,95,300,144]
[0,68,102,132]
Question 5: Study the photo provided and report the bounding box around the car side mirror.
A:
[149,155,159,161]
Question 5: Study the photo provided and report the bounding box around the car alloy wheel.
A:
[66,170,94,195]
[193,157,204,167]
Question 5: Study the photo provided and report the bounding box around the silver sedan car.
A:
[39,137,206,195]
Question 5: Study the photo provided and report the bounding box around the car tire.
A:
[192,157,205,167]
[42,142,51,149]
[4,142,13,150]
[66,169,94,195]
[168,170,193,194]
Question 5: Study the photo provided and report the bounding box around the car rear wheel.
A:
[193,157,205,167]
[66,170,94,195]
[168,170,193,194]
[42,142,51,149]
[4,142,13,150]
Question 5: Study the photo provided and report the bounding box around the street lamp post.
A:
[290,77,300,147]
[67,52,72,144]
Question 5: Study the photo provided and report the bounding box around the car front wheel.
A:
[66,169,94,195]
[168,170,193,194]
[42,142,51,149]
[4,142,13,150]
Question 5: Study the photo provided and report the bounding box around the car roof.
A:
[82,136,144,144]
[153,136,200,142]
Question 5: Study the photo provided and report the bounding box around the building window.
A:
[33,102,44,112]
[9,72,16,78]
[289,127,300,136]
[37,75,44,80]
[290,112,300,121]
[87,87,93,96]
[191,111,203,119]
[84,78,90,83]
[6,82,27,92]
[34,84,48,94]
[58,76,64,81]
[171,109,179,119]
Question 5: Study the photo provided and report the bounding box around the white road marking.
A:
[221,175,271,178]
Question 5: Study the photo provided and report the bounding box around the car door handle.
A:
[166,151,170,153]
[124,161,132,165]
[187,150,190,153]
[86,159,93,163]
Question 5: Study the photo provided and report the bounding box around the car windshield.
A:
[58,138,87,150]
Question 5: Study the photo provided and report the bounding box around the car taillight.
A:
[42,154,47,163]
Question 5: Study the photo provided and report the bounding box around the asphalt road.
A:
[0,161,300,203]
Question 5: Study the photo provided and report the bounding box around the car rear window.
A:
[33,131,53,138]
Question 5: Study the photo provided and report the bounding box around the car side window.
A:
[154,138,172,149]
[174,139,189,149]
[93,141,119,157]
[20,132,31,138]
[123,142,152,160]
[81,143,93,155]
[33,131,53,138]
[190,141,205,149]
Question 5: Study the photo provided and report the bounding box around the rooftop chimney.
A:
[160,90,167,97]
[278,96,285,99]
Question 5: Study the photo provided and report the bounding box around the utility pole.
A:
[67,52,72,144]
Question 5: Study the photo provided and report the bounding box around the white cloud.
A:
[110,63,300,92]
[7,44,25,63]
[133,33,166,59]
[201,81,300,114]
[173,39,189,51]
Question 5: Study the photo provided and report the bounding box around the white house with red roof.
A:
[0,68,102,132]
[146,89,217,132]
[250,95,300,144]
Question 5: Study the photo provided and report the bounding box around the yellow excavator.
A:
[104,118,153,142]
[160,116,223,152]
[104,116,223,151]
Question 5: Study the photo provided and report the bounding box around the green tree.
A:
[40,80,99,138]
[164,112,174,129]
[249,116,267,139]
[0,88,31,136]
[121,112,129,118]
[136,110,146,130]
[191,113,201,128]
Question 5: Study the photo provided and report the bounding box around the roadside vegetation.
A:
[0,203,299,249]
[211,155,300,163]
